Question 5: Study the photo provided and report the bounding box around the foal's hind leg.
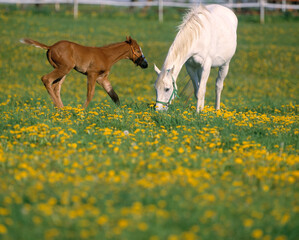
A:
[53,76,66,108]
[41,68,71,108]
[215,63,229,110]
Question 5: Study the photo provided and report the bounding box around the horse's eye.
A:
[165,88,170,92]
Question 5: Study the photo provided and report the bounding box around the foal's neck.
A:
[102,42,130,66]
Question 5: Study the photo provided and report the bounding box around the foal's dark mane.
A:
[101,41,128,49]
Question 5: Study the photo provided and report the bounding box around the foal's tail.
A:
[20,38,49,50]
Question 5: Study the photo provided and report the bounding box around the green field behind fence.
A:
[0,4,298,240]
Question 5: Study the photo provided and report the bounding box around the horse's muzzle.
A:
[135,55,148,69]
[155,102,168,111]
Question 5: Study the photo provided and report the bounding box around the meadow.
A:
[0,4,298,240]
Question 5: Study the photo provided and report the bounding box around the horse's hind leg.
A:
[185,64,199,98]
[215,63,229,110]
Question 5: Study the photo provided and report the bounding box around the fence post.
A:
[55,2,60,11]
[74,0,78,19]
[282,0,286,12]
[159,0,163,22]
[260,0,265,24]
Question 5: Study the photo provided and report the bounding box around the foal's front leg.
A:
[97,76,120,105]
[84,73,97,108]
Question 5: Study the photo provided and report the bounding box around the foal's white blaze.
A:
[154,4,238,112]
[140,47,144,56]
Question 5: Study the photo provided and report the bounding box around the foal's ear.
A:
[125,36,132,44]
[154,64,161,75]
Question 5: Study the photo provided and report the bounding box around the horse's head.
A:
[126,36,148,69]
[154,64,178,111]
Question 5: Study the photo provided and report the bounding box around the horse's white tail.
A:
[20,38,49,50]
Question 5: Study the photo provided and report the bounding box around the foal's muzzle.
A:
[135,55,148,69]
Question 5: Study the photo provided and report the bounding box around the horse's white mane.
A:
[163,5,209,70]
[179,5,206,31]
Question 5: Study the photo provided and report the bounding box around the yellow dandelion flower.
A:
[118,219,129,228]
[235,158,243,164]
[243,218,253,227]
[45,228,59,240]
[280,214,290,225]
[262,185,269,192]
[251,229,263,239]
[97,215,108,225]
[275,236,287,240]
[168,235,179,240]
[0,224,7,234]
[178,147,184,153]
[138,222,148,231]
[209,143,216,148]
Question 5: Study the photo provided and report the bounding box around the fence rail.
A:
[0,0,298,22]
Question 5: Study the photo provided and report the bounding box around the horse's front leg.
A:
[196,61,211,113]
[215,63,229,110]
[96,75,120,105]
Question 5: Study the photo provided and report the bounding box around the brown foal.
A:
[20,36,148,108]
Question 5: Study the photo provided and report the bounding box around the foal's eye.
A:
[165,88,170,92]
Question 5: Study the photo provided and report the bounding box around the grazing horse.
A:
[154,4,237,112]
[20,36,148,108]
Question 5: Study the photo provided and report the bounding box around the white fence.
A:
[0,0,298,22]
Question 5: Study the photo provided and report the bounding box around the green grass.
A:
[0,4,298,240]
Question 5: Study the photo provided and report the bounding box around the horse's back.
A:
[206,4,238,30]
[205,4,238,66]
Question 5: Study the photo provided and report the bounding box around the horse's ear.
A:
[154,64,161,75]
[168,66,175,75]
[126,36,132,44]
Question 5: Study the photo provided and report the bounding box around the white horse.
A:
[154,4,238,112]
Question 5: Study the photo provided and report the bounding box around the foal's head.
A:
[126,36,148,69]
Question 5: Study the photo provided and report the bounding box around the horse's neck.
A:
[163,36,195,82]
[162,53,186,83]
[163,10,205,82]
[165,61,183,78]
[101,42,130,65]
